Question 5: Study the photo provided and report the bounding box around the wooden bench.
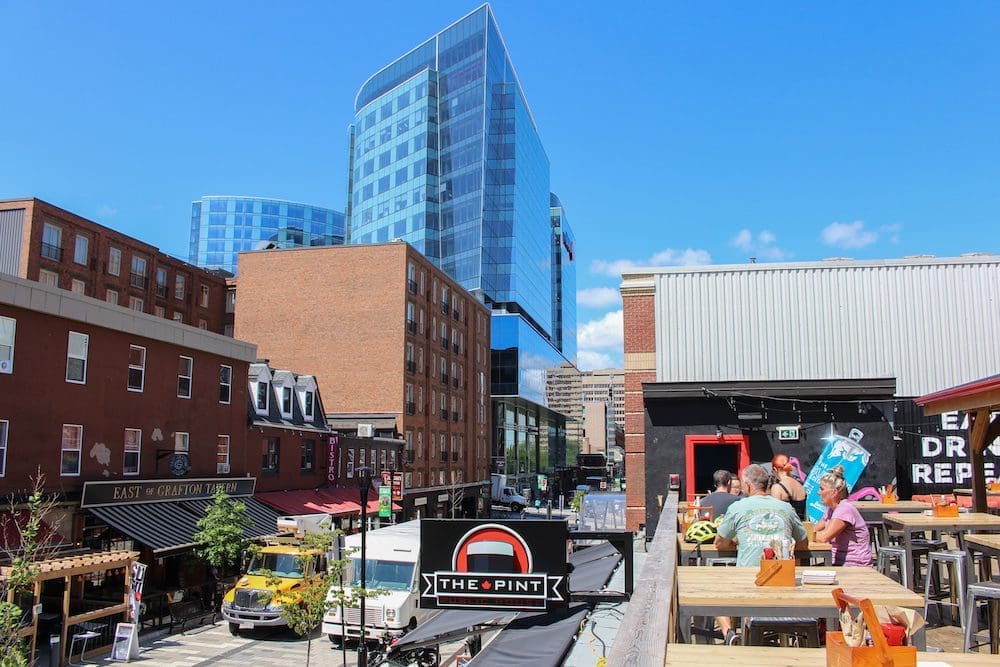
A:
[168,600,217,633]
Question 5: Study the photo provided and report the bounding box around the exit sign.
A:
[777,426,800,441]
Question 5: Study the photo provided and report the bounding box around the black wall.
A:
[643,395,896,535]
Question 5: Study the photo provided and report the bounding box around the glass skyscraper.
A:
[190,196,344,275]
[346,4,577,486]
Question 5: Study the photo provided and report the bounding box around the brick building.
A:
[234,242,492,518]
[0,198,228,333]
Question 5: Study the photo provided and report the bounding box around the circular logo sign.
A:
[169,453,190,476]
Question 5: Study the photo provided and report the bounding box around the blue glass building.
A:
[346,5,577,484]
[190,196,344,275]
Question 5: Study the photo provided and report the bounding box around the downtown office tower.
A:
[345,4,578,487]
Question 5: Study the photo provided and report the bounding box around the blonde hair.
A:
[820,465,849,499]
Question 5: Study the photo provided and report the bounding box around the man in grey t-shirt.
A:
[700,469,739,519]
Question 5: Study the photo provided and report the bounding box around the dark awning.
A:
[88,497,281,555]
[466,603,592,666]
[390,609,514,652]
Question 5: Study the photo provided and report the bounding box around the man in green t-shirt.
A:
[712,463,808,644]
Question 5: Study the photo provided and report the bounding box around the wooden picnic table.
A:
[662,644,984,665]
[850,500,930,523]
[954,487,1000,496]
[676,535,832,566]
[882,511,1000,591]
[965,533,1000,580]
[675,566,925,648]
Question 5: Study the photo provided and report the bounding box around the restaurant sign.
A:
[81,478,257,508]
[420,519,568,611]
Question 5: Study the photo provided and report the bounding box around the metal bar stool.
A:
[68,630,100,666]
[924,550,971,627]
[963,581,1000,654]
[877,546,909,586]
[741,617,821,648]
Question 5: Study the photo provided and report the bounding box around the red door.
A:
[684,434,750,501]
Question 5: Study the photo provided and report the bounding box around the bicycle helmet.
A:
[685,519,717,544]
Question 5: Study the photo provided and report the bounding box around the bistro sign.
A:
[81,478,257,508]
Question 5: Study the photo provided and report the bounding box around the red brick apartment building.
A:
[234,242,492,518]
[0,198,227,332]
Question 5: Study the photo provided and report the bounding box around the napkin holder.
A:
[932,503,959,518]
[755,558,795,587]
[826,588,916,667]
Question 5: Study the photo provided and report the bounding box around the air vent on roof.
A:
[903,254,935,259]
[357,423,374,438]
[822,257,854,261]
[960,252,995,257]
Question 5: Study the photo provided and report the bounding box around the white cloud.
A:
[729,228,790,260]
[821,221,878,249]
[880,223,902,244]
[577,350,617,371]
[578,310,623,351]
[577,287,621,308]
[590,248,711,277]
[96,204,118,218]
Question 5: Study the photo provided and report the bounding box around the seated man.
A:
[712,463,809,644]
[700,469,739,518]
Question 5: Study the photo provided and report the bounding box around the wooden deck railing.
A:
[606,491,679,666]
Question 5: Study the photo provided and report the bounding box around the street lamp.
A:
[356,466,373,665]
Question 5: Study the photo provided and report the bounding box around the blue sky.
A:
[2,2,998,370]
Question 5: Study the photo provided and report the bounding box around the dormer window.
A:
[281,386,293,417]
[255,382,269,412]
[303,390,314,419]
[295,376,318,422]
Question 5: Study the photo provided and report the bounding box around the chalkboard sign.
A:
[110,623,138,662]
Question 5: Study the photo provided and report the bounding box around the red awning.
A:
[915,374,1000,410]
[1,512,67,550]
[255,488,400,518]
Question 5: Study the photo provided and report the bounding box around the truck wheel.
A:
[510,503,522,513]
[328,634,341,646]
[228,622,240,636]
[408,617,418,631]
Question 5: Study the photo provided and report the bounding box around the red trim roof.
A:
[1,512,67,550]
[915,374,1000,407]
[255,488,400,518]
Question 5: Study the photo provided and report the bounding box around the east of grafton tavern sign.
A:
[81,478,256,508]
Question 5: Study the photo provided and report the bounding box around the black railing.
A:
[441,338,449,350]
[441,373,449,385]
[407,279,418,294]
[405,401,416,415]
[406,320,417,333]
[441,303,449,315]
[440,451,448,462]
[130,272,148,289]
[440,409,448,420]
[406,360,416,373]
[453,342,460,354]
[452,411,459,422]
[40,242,63,261]
[453,309,460,321]
[452,451,459,462]
[452,377,459,388]
[156,284,169,298]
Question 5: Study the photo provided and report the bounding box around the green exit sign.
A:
[777,426,800,441]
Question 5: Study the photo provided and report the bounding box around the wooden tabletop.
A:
[882,511,1000,530]
[851,500,930,514]
[966,533,1000,554]
[676,565,924,611]
[663,645,986,666]
[954,487,1000,496]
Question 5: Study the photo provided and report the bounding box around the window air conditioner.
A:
[357,423,374,438]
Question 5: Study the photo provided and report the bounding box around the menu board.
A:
[110,623,138,662]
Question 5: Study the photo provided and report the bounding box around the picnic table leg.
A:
[904,529,916,591]
[678,612,693,643]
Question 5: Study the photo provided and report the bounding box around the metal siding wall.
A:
[654,260,1000,397]
[0,209,25,276]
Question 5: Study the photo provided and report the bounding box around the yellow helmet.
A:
[685,520,717,544]
[713,514,725,528]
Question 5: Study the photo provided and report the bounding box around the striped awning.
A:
[88,497,282,555]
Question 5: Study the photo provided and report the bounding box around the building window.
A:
[370,448,376,469]
[124,428,141,475]
[219,365,232,404]
[130,256,147,289]
[301,440,315,472]
[105,288,118,305]
[347,449,355,478]
[175,275,186,299]
[41,223,62,261]
[39,269,59,287]
[154,305,165,317]
[217,435,231,473]
[177,356,193,398]
[173,312,183,323]
[198,319,208,330]
[74,235,89,265]
[108,247,121,276]
[262,437,280,473]
[302,390,314,419]
[155,268,168,297]
[129,296,144,312]
[0,316,15,374]
[255,381,269,412]
[281,386,292,416]
[174,432,189,453]
[70,279,86,295]
[200,284,210,307]
[65,331,88,384]
[0,420,7,476]
[128,345,145,391]
[61,424,82,476]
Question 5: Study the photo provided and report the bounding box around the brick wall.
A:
[623,290,656,531]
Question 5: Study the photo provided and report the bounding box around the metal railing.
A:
[40,242,63,261]
[129,272,148,289]
[407,279,417,294]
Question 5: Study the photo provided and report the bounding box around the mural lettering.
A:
[910,411,1000,485]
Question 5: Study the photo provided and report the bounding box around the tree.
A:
[194,488,250,574]
[0,470,59,667]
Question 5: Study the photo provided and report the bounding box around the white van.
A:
[322,519,431,643]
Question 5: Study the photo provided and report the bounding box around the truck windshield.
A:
[247,553,305,579]
[350,559,414,591]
